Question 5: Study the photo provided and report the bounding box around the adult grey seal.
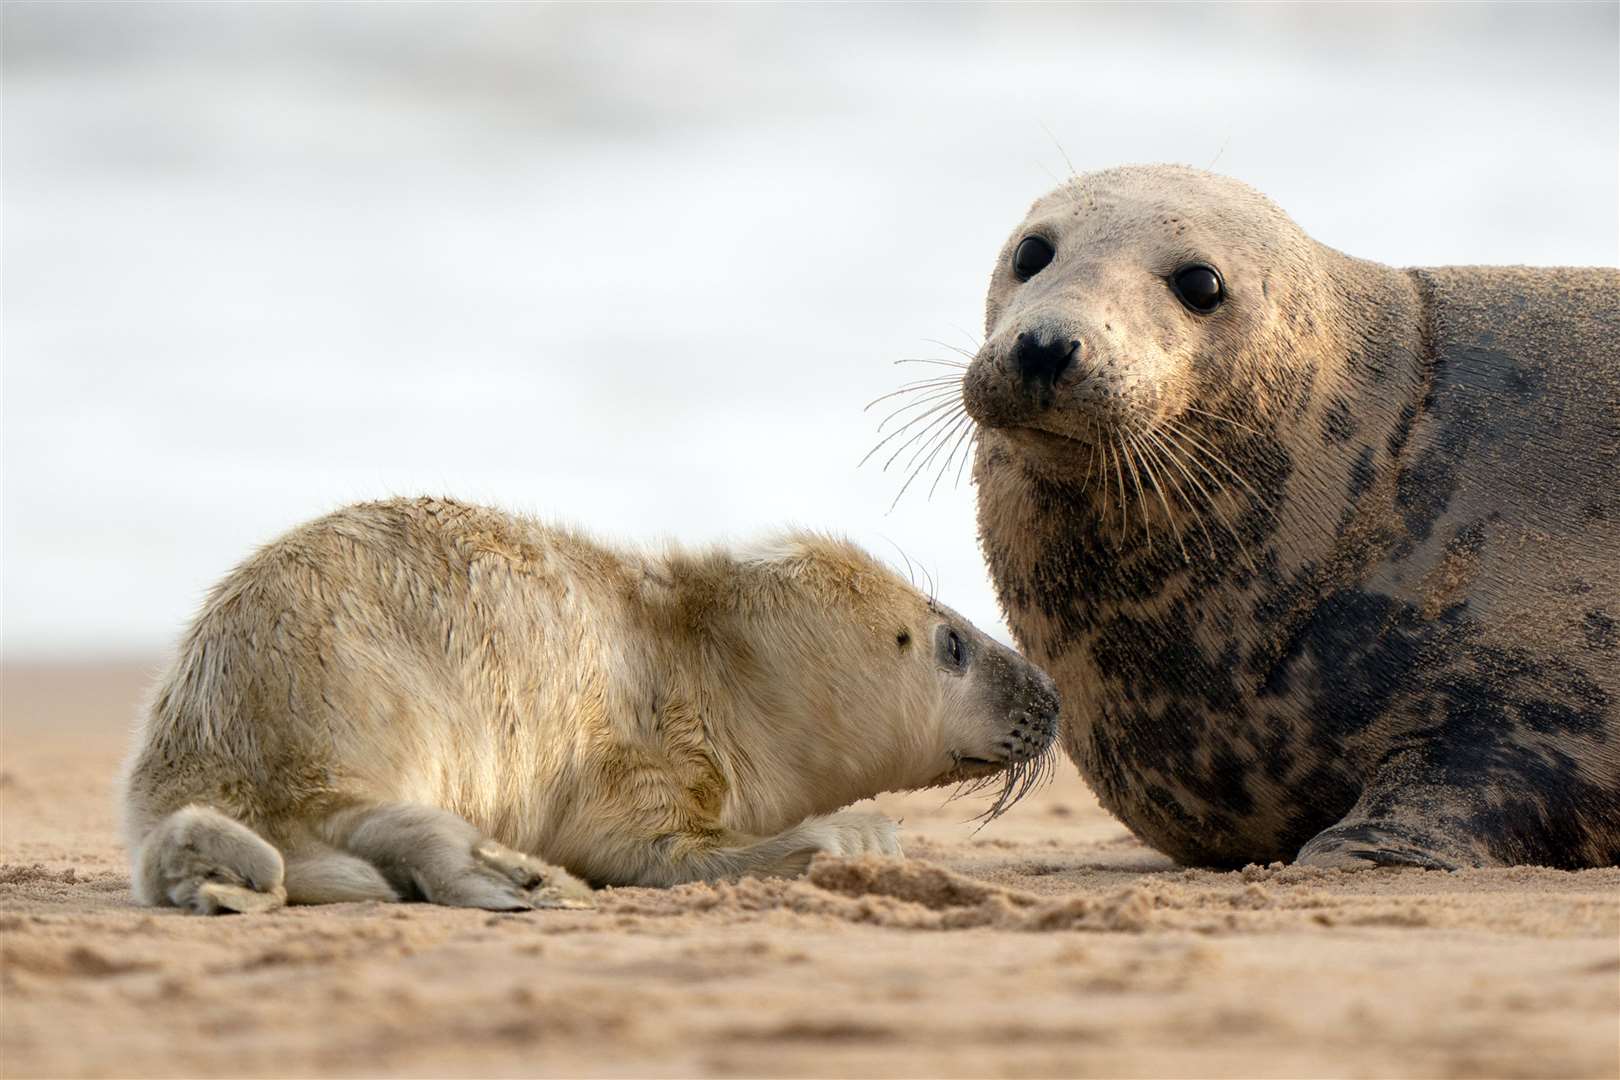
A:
[946,164,1617,869]
[123,497,1059,914]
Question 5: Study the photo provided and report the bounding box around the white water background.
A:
[4,3,1617,658]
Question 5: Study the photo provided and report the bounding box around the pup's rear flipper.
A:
[283,845,399,905]
[133,805,288,915]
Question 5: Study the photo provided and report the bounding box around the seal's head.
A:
[963,164,1341,489]
[703,534,1060,827]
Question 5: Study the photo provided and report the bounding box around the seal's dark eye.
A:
[1012,236,1055,282]
[935,624,970,672]
[1171,264,1224,313]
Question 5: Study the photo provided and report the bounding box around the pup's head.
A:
[714,533,1060,828]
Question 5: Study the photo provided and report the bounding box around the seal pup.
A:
[914,164,1616,869]
[123,497,1059,914]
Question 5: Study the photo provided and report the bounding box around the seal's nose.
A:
[1013,333,1077,391]
[1028,668,1061,727]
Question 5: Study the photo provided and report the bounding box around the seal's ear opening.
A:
[896,630,911,650]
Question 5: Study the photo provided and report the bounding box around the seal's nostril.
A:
[1012,334,1075,392]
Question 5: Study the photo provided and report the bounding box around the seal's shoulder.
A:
[1416,266,1619,366]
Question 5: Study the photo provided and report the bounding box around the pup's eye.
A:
[1171,264,1224,313]
[935,625,970,672]
[1012,236,1055,281]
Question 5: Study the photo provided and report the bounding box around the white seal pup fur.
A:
[123,497,1059,914]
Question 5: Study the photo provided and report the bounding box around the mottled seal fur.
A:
[955,164,1618,869]
[123,497,1058,913]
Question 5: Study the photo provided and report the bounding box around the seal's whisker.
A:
[1121,432,1155,552]
[1097,437,1115,533]
[1107,435,1130,544]
[1159,416,1256,494]
[864,377,963,411]
[873,388,963,433]
[907,414,965,485]
[922,338,979,362]
[957,739,1056,829]
[1094,438,1109,520]
[953,429,980,490]
[1152,422,1237,519]
[880,537,919,591]
[950,772,1000,799]
[861,410,951,468]
[902,407,968,474]
[888,411,969,509]
[1181,405,1267,439]
[1007,753,1045,817]
[935,425,968,492]
[865,347,980,507]
[945,779,992,822]
[1154,422,1258,571]
[872,380,961,413]
[1027,756,1048,804]
[1159,416,1263,500]
[943,323,984,354]
[1041,120,1081,183]
[901,412,969,493]
[1128,428,1188,562]
[930,413,977,499]
[1010,761,1036,809]
[1027,748,1054,800]
[989,771,1019,819]
[969,774,1014,828]
[860,398,961,467]
[870,394,964,434]
[894,357,969,370]
[1080,426,1101,494]
[882,373,963,390]
[883,406,965,473]
[1141,425,1219,558]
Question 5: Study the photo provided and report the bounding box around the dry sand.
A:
[2,663,1616,1079]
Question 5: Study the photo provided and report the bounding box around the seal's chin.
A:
[925,755,1004,789]
[927,742,1059,823]
[991,424,1096,473]
[1006,425,1087,449]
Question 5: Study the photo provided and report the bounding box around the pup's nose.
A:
[1013,333,1078,391]
[1032,670,1061,718]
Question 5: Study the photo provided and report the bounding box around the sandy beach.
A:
[1,661,1616,1079]
[6,6,1617,1078]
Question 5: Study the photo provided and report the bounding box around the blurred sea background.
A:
[4,2,1617,661]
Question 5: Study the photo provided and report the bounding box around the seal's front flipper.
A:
[1294,749,1495,871]
[640,811,905,886]
[1296,821,1468,870]
[326,802,594,911]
